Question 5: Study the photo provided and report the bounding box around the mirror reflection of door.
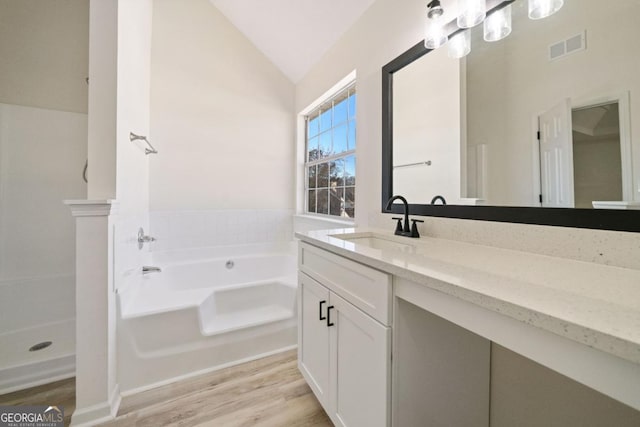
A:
[538,99,627,209]
[538,98,574,207]
[571,102,623,209]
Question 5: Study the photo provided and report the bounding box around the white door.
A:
[298,274,331,408]
[329,292,391,427]
[539,98,575,207]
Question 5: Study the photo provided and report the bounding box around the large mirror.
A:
[382,0,640,232]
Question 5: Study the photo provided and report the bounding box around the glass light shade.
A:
[484,4,512,42]
[425,18,447,49]
[457,0,486,28]
[528,0,564,20]
[448,31,471,59]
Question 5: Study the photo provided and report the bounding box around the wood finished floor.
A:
[0,376,75,426]
[0,350,332,427]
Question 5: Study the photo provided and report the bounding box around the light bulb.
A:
[484,4,512,42]
[528,0,564,20]
[458,0,486,28]
[425,16,447,49]
[448,31,471,59]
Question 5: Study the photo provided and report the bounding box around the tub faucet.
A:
[137,227,156,250]
[385,195,422,238]
[142,266,161,275]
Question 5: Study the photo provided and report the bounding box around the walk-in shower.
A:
[0,104,87,393]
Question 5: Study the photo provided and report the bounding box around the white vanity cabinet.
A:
[298,242,391,427]
[296,229,640,426]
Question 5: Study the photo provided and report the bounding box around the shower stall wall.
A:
[0,103,87,393]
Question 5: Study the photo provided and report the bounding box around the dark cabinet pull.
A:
[319,300,326,321]
[327,305,335,327]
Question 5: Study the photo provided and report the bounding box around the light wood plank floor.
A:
[0,350,332,427]
[0,377,75,426]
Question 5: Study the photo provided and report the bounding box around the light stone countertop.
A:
[295,228,640,365]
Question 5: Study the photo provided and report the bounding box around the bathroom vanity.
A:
[296,228,640,426]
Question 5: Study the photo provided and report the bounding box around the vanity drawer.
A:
[299,242,392,325]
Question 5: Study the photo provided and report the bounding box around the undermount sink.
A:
[330,232,417,252]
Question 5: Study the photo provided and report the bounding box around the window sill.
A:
[294,214,356,228]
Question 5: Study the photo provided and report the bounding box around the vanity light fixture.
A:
[448,30,471,58]
[528,0,564,20]
[424,0,564,58]
[458,0,486,28]
[425,0,448,49]
[427,0,443,18]
[484,4,512,42]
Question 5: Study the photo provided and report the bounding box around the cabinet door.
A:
[298,273,331,408]
[329,292,391,427]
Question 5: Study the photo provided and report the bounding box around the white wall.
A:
[466,0,640,206]
[113,0,153,286]
[0,105,85,335]
[0,105,87,281]
[0,0,89,114]
[573,136,622,209]
[295,0,640,271]
[150,209,293,251]
[0,2,88,339]
[149,0,295,212]
[88,0,118,200]
[116,0,152,215]
[295,0,430,228]
[393,46,461,204]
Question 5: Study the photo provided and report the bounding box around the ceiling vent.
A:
[549,31,586,61]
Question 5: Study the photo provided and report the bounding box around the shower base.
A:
[0,318,75,394]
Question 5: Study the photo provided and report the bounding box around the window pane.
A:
[308,190,316,213]
[308,136,319,161]
[329,187,344,217]
[317,189,329,214]
[308,165,317,189]
[320,108,331,133]
[334,98,348,125]
[308,114,319,138]
[319,132,331,158]
[332,123,348,154]
[317,162,329,188]
[304,84,355,219]
[348,92,357,120]
[345,155,356,186]
[348,119,356,150]
[330,158,344,186]
[344,187,355,218]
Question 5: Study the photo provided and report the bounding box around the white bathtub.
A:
[117,242,297,393]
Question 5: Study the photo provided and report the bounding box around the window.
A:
[305,84,356,218]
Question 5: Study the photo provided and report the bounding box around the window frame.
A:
[304,83,356,219]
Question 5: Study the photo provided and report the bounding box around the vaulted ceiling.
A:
[209,0,376,83]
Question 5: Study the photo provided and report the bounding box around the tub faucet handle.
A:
[137,227,156,250]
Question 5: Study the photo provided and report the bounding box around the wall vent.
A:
[549,31,586,61]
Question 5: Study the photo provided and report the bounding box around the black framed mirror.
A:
[381,0,640,232]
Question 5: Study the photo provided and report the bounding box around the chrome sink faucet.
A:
[386,195,423,238]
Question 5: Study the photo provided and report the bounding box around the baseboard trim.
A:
[70,384,121,427]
